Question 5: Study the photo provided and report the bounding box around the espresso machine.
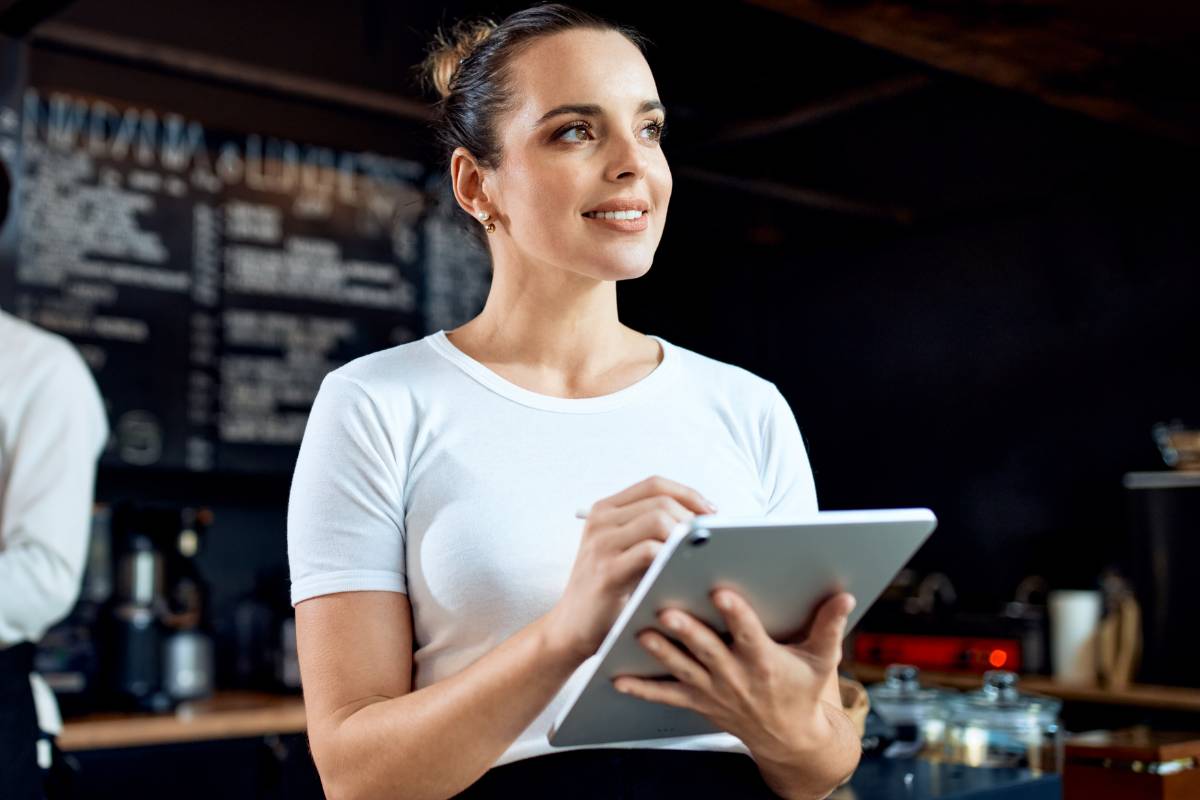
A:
[96,503,214,711]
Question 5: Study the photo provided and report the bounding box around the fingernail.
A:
[716,592,733,611]
[664,613,683,631]
[703,499,718,513]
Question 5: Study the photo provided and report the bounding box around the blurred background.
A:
[1,1,1198,798]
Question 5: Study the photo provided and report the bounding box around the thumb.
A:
[799,592,856,669]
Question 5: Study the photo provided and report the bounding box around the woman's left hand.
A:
[612,588,856,764]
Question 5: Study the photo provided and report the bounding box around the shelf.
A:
[844,663,1200,712]
[57,691,306,751]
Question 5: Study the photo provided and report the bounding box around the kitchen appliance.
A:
[97,528,170,712]
[853,572,1049,675]
[96,503,214,711]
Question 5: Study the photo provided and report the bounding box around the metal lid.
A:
[866,665,952,723]
[947,671,1061,727]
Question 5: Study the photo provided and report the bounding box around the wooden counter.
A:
[58,691,307,751]
[844,662,1200,712]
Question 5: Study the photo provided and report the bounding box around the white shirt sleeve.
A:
[0,343,108,646]
[287,371,408,606]
[759,383,819,516]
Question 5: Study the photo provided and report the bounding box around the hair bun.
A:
[422,18,498,100]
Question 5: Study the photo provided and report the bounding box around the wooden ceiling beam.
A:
[677,165,914,223]
[746,0,1200,145]
[699,73,931,148]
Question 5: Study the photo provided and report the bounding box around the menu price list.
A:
[2,87,429,473]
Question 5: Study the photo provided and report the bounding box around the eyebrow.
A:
[533,100,666,128]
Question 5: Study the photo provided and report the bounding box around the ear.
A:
[450,146,492,218]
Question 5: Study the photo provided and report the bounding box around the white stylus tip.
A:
[575,507,591,519]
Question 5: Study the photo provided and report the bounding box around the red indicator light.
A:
[988,649,1008,668]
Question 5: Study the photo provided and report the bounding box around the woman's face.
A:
[481,28,672,281]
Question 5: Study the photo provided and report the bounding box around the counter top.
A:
[838,758,1060,800]
[845,662,1200,712]
[58,691,306,751]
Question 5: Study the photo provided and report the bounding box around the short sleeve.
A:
[287,371,408,606]
[759,384,819,516]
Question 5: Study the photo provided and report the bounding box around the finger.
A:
[601,494,696,528]
[608,538,665,589]
[797,592,856,668]
[613,675,702,711]
[637,630,713,690]
[604,508,689,552]
[657,608,738,680]
[711,589,774,663]
[594,475,716,517]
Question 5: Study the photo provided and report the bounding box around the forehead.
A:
[506,28,658,121]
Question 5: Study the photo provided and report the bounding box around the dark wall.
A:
[26,0,1199,635]
[622,89,1199,610]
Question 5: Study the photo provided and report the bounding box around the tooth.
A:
[585,209,644,219]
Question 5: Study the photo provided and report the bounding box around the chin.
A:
[592,256,654,281]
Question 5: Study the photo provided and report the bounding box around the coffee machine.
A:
[96,503,214,711]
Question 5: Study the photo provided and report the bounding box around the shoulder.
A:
[663,337,781,413]
[0,311,108,451]
[321,335,446,400]
[307,336,453,433]
[0,311,99,401]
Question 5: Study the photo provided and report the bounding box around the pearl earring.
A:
[477,211,490,221]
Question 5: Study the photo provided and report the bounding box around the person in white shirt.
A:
[0,307,109,799]
[288,5,862,799]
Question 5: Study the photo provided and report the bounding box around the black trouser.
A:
[452,748,788,799]
[0,642,44,800]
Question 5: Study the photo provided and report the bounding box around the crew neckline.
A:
[427,329,675,414]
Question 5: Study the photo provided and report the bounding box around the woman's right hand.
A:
[544,475,718,663]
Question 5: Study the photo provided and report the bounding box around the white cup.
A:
[1048,590,1101,685]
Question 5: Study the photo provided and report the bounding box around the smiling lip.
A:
[582,212,650,232]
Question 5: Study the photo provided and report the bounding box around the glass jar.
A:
[866,664,954,761]
[943,670,1062,774]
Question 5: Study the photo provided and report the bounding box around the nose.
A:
[605,128,649,182]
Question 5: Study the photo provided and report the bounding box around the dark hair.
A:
[418,3,651,249]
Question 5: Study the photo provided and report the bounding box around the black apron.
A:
[452,748,787,799]
[0,642,45,800]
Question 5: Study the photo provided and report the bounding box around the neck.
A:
[449,260,639,381]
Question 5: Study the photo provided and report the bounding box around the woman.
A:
[287,4,862,798]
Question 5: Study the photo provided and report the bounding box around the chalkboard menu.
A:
[0,40,491,473]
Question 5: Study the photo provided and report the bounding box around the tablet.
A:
[547,508,937,747]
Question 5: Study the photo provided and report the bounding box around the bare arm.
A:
[298,477,713,800]
[298,591,584,800]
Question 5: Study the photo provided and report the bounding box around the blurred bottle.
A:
[161,507,215,703]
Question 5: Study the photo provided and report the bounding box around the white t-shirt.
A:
[0,309,109,735]
[287,329,818,767]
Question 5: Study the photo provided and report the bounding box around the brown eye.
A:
[642,120,668,142]
[558,121,593,143]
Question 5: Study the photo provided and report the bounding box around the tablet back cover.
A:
[548,509,936,747]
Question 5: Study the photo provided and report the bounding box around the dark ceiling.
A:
[3,0,1197,229]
